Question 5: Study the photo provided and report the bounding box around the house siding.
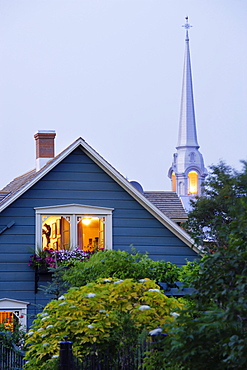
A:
[0,147,197,328]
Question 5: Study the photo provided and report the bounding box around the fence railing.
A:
[58,330,166,370]
[0,333,25,370]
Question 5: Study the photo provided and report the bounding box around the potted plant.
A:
[28,247,90,271]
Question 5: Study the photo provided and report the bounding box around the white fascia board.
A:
[0,298,30,307]
[0,137,198,252]
[35,204,114,215]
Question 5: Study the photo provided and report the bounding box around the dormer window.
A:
[35,204,113,252]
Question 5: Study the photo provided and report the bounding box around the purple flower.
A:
[29,247,90,268]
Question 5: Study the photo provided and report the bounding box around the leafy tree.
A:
[138,161,247,369]
[185,160,247,249]
[165,205,247,369]
[24,278,183,370]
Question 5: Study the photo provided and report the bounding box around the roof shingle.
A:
[144,191,187,222]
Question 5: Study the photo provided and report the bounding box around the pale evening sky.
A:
[0,0,246,191]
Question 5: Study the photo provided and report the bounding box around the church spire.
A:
[177,17,199,149]
[168,17,207,211]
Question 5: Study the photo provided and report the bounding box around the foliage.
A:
[28,247,89,269]
[0,321,26,350]
[62,249,185,287]
[0,329,26,370]
[185,160,247,249]
[150,196,247,369]
[39,265,70,300]
[177,259,200,287]
[24,278,183,369]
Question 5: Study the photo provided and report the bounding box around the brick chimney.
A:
[34,130,56,171]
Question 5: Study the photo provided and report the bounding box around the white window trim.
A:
[35,204,114,251]
[0,298,29,330]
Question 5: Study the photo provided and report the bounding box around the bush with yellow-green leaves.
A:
[25,278,183,369]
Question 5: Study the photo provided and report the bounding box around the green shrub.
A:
[62,249,182,287]
[24,278,183,369]
[0,321,26,349]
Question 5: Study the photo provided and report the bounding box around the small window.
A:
[0,311,18,331]
[0,299,29,330]
[189,152,195,162]
[172,172,177,192]
[35,204,113,253]
[188,171,198,195]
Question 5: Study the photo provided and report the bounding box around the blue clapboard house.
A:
[0,17,205,331]
[0,131,198,329]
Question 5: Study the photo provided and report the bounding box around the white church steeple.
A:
[168,17,207,211]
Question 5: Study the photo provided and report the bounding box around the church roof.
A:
[168,17,207,204]
[144,191,188,223]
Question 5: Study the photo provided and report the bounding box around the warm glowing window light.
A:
[172,172,176,192]
[78,217,105,252]
[188,171,198,194]
[82,218,91,225]
[36,205,113,253]
[42,216,70,250]
[41,215,105,252]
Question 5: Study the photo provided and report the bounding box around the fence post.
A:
[59,336,74,370]
[149,327,167,351]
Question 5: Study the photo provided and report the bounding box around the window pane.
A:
[188,171,198,194]
[172,172,176,192]
[77,216,105,253]
[42,216,70,250]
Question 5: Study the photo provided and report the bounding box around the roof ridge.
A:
[0,136,196,251]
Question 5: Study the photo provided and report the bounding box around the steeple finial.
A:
[168,17,207,211]
[182,16,192,41]
[177,16,198,149]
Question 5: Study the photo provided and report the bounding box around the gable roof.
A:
[0,137,198,253]
[144,191,188,223]
[0,169,36,203]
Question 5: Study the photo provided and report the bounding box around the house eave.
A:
[0,298,30,305]
[0,137,199,253]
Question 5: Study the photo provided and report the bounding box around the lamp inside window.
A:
[77,216,105,252]
[41,215,105,253]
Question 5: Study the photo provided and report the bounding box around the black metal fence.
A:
[0,337,26,370]
[0,331,164,369]
[58,333,166,370]
[73,341,151,370]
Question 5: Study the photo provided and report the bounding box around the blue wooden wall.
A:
[0,147,198,327]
